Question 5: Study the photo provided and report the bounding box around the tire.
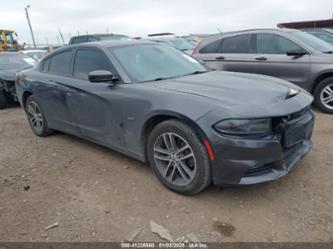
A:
[147,119,211,195]
[314,77,333,114]
[0,90,8,109]
[25,95,54,137]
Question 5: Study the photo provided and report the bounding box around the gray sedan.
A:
[16,41,314,194]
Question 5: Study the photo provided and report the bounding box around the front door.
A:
[64,48,122,146]
[253,33,310,88]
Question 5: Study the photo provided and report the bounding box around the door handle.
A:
[255,57,267,61]
[216,56,225,60]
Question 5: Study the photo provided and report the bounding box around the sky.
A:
[1,0,332,45]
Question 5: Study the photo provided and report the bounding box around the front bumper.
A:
[208,108,315,186]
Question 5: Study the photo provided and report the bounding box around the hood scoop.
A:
[285,88,300,99]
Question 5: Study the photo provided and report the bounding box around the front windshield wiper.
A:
[323,51,333,54]
[140,71,208,83]
[183,70,208,76]
[141,76,175,83]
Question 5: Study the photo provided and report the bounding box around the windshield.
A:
[309,32,333,45]
[98,34,131,41]
[290,31,333,52]
[167,38,195,50]
[110,44,207,82]
[0,53,37,70]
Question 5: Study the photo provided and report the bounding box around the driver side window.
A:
[256,34,302,54]
[73,49,112,80]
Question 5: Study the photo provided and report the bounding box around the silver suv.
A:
[193,29,333,113]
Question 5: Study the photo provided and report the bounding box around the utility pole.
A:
[58,28,65,45]
[25,5,37,48]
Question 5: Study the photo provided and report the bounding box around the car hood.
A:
[151,71,302,106]
[0,67,32,81]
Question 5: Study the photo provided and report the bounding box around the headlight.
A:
[214,118,271,135]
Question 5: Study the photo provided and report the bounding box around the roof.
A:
[56,40,156,52]
[70,33,129,39]
[205,28,296,39]
[278,19,333,29]
[75,40,155,47]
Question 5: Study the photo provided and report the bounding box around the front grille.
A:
[283,125,305,148]
[0,80,15,92]
[243,107,314,178]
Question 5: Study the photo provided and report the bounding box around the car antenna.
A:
[217,28,223,34]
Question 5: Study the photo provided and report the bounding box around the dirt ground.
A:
[0,106,332,242]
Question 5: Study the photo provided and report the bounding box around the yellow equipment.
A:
[0,29,21,52]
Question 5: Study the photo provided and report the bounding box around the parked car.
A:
[22,49,47,61]
[302,28,333,45]
[0,52,37,109]
[16,41,314,194]
[179,34,200,45]
[148,36,196,54]
[69,34,131,45]
[193,29,333,113]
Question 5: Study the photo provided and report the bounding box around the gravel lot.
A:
[0,107,332,242]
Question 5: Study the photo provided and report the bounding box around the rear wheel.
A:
[314,77,333,114]
[147,120,211,195]
[0,90,8,109]
[25,95,53,136]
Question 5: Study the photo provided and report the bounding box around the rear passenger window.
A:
[74,49,111,80]
[220,34,252,53]
[256,34,302,54]
[199,39,221,53]
[49,51,73,76]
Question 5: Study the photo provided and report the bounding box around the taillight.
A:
[192,40,203,56]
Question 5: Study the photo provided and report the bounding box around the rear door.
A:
[197,34,257,73]
[34,49,76,133]
[253,33,310,88]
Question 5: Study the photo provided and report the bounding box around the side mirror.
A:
[286,49,308,57]
[88,70,117,83]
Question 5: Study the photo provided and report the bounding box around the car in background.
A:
[193,29,333,113]
[16,41,314,194]
[148,35,196,54]
[302,28,333,45]
[0,52,37,109]
[69,34,131,45]
[179,34,200,45]
[22,49,47,61]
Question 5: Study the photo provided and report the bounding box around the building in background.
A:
[278,19,333,29]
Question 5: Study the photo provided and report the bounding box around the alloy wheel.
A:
[26,101,44,132]
[153,132,197,186]
[320,83,333,110]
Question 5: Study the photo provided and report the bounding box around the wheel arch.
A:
[311,71,333,94]
[141,111,209,158]
[22,91,33,108]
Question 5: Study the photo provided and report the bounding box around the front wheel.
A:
[314,77,333,114]
[25,95,54,136]
[147,120,211,195]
